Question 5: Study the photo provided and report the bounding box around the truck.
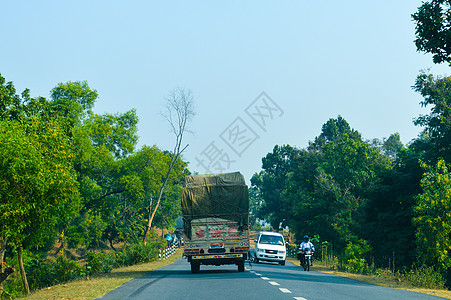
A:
[181,172,249,273]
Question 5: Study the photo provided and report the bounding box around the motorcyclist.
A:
[299,235,315,266]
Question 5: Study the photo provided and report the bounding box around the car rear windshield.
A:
[259,235,284,245]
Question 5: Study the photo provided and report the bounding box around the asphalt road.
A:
[100,258,446,300]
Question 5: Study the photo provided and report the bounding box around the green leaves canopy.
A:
[412,73,451,163]
[414,159,451,270]
[252,117,392,248]
[413,0,451,65]
[0,119,80,248]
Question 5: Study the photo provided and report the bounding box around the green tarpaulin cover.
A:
[181,172,249,238]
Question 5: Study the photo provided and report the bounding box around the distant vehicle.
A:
[300,247,313,271]
[181,172,249,273]
[254,231,286,265]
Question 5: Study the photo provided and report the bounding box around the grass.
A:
[286,257,451,299]
[21,250,183,300]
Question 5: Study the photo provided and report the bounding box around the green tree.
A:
[48,81,141,250]
[362,146,422,268]
[73,109,139,211]
[412,73,451,163]
[309,115,361,151]
[414,159,451,272]
[413,0,451,65]
[306,118,390,246]
[284,150,323,241]
[383,132,404,161]
[251,144,299,230]
[248,186,263,230]
[84,110,138,159]
[314,133,391,246]
[0,74,26,121]
[0,119,80,294]
[362,72,451,271]
[70,143,188,248]
[254,117,391,249]
[0,75,89,293]
[121,145,187,244]
[49,80,97,127]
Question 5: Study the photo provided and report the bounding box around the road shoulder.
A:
[286,258,450,299]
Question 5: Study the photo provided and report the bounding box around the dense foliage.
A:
[2,237,164,297]
[413,0,451,65]
[0,74,188,297]
[251,73,451,286]
[250,3,451,286]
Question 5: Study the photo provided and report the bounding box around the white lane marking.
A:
[261,277,270,280]
[269,281,280,286]
[293,297,307,300]
[279,288,291,293]
[254,273,262,276]
[245,267,250,271]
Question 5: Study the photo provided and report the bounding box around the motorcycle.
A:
[298,247,313,271]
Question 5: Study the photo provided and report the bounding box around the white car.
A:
[254,231,286,265]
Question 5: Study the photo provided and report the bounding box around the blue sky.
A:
[1,1,450,182]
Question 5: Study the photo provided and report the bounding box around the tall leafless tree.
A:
[143,87,195,245]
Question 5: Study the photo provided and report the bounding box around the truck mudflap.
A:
[192,253,243,260]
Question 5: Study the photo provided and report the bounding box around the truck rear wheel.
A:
[237,260,245,272]
[190,261,200,274]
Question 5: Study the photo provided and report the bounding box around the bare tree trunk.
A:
[109,239,117,251]
[142,195,153,245]
[123,196,127,247]
[17,246,30,295]
[142,87,194,245]
[143,161,176,245]
[161,211,165,238]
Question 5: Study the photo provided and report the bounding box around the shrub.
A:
[121,243,159,266]
[3,252,85,298]
[342,239,372,273]
[25,255,85,289]
[2,238,166,298]
[52,255,85,282]
[86,240,165,274]
[403,266,445,289]
[2,265,23,299]
[86,251,115,274]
